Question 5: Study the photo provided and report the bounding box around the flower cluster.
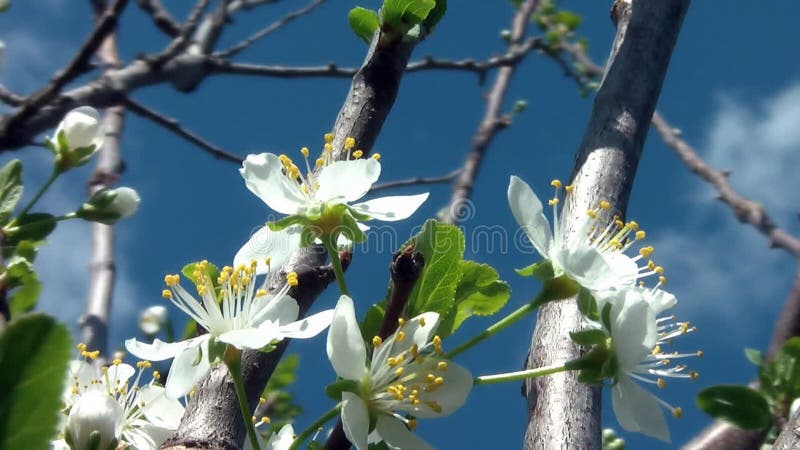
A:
[52,345,184,450]
[126,260,334,398]
[326,296,472,450]
[508,176,700,442]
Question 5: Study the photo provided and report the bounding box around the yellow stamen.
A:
[372,336,383,347]
[344,137,356,149]
[371,153,381,160]
[599,200,611,210]
[300,147,309,157]
[550,179,562,188]
[324,133,334,144]
[352,150,363,159]
[162,289,172,299]
[672,407,682,418]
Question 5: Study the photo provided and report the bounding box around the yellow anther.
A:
[408,419,418,430]
[565,185,574,193]
[548,198,559,206]
[654,266,664,275]
[77,343,88,352]
[316,157,325,167]
[153,371,161,380]
[418,317,426,327]
[426,373,436,383]
[261,417,271,424]
[256,289,267,297]
[396,331,406,342]
[635,230,646,240]
[388,357,398,367]
[398,318,406,327]
[394,367,405,377]
[434,376,444,385]
[614,219,624,228]
[162,289,172,299]
[137,361,152,369]
[639,246,654,257]
[599,200,611,210]
[697,350,704,357]
[324,133,334,144]
[372,336,383,347]
[86,350,100,360]
[672,407,683,418]
[300,147,310,157]
[690,371,699,380]
[252,416,257,423]
[286,272,299,287]
[657,378,666,389]
[410,344,419,358]
[437,361,448,371]
[647,260,656,270]
[586,210,597,219]
[652,345,662,355]
[344,137,356,149]
[164,274,180,286]
[278,153,289,162]
[550,179,562,188]
[659,275,667,285]
[323,143,333,152]
[628,221,639,230]
[112,358,121,366]
[371,153,381,160]
[352,150,363,159]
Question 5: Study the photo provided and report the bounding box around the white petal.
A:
[266,424,296,450]
[279,309,334,338]
[409,361,472,418]
[234,225,303,275]
[350,193,429,221]
[612,376,670,442]
[507,176,552,258]
[341,392,370,450]
[219,327,279,350]
[125,337,203,362]
[240,153,307,214]
[164,337,211,398]
[603,252,638,286]
[138,385,184,429]
[646,288,677,316]
[316,159,380,203]
[610,289,657,370]
[326,295,368,381]
[555,243,619,291]
[376,415,434,450]
[105,363,135,387]
[380,312,439,368]
[249,294,299,327]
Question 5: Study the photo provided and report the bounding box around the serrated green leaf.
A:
[6,263,40,315]
[406,220,465,318]
[696,385,772,430]
[348,7,379,44]
[437,261,510,337]
[6,213,56,245]
[0,313,72,450]
[0,159,22,226]
[382,0,436,32]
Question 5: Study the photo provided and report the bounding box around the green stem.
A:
[323,236,349,296]
[287,403,341,450]
[11,168,59,225]
[225,350,261,450]
[445,288,547,359]
[473,362,569,385]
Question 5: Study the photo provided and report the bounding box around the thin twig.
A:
[0,85,23,107]
[2,0,128,130]
[123,97,243,163]
[135,0,181,36]
[439,1,540,225]
[148,0,211,66]
[215,0,326,59]
[368,169,461,194]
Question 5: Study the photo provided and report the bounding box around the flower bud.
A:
[76,187,140,224]
[66,391,122,450]
[139,305,169,335]
[53,107,104,170]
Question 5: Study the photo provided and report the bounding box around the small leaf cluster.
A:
[348,0,447,45]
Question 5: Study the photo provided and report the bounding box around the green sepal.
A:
[207,338,227,366]
[515,260,554,279]
[565,340,612,372]
[600,302,613,332]
[86,430,102,450]
[339,211,367,243]
[576,368,604,385]
[577,287,599,322]
[348,7,379,44]
[300,226,319,247]
[569,329,607,346]
[325,379,360,401]
[5,213,56,245]
[267,215,309,232]
[744,348,763,367]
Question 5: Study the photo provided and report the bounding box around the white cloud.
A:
[0,26,73,93]
[651,81,800,338]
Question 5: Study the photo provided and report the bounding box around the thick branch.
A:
[123,98,243,163]
[439,0,540,225]
[215,0,326,59]
[524,2,689,449]
[163,29,421,450]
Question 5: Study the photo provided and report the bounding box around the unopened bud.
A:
[139,305,169,335]
[52,107,104,170]
[77,187,140,224]
[66,390,122,450]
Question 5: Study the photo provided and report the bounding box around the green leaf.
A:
[181,261,220,287]
[405,220,465,318]
[569,329,607,346]
[6,213,56,245]
[6,262,41,315]
[348,7,379,44]
[421,0,446,34]
[382,0,436,32]
[0,159,22,225]
[554,10,582,31]
[266,354,299,391]
[696,385,772,430]
[360,303,386,343]
[437,261,510,337]
[0,313,72,450]
[744,348,763,367]
[261,354,303,434]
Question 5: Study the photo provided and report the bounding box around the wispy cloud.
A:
[0,25,74,93]
[652,81,800,338]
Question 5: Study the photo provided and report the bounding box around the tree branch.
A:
[524,2,690,449]
[0,85,23,107]
[215,0,326,59]
[368,169,461,194]
[135,0,181,37]
[163,27,422,450]
[123,97,243,163]
[439,0,541,225]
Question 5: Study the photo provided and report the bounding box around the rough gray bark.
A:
[523,1,690,449]
[162,29,419,450]
[773,410,800,449]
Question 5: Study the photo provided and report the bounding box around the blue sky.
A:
[2,1,800,448]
